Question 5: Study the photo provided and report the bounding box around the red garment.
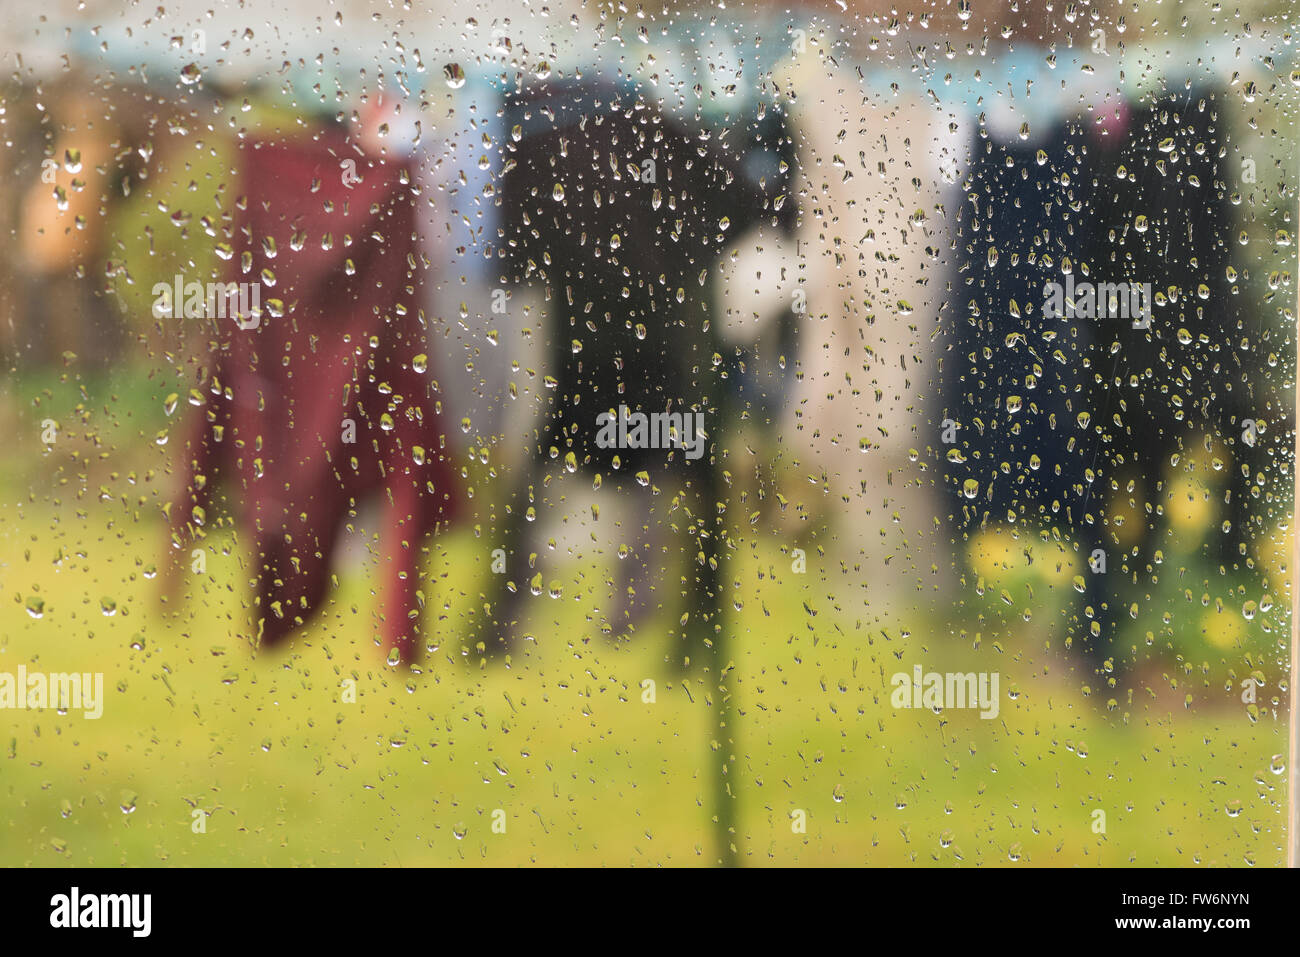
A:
[169,129,458,664]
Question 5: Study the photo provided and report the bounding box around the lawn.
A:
[0,368,1289,866]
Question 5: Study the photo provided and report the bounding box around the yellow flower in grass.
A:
[966,526,1081,589]
[1166,476,1217,536]
[966,527,1021,583]
[1256,525,1294,591]
[1200,605,1248,651]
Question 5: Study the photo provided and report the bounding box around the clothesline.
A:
[28,13,1291,127]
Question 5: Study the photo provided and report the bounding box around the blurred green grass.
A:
[0,495,1289,866]
[0,363,1288,866]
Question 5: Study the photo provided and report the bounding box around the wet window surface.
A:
[0,0,1294,867]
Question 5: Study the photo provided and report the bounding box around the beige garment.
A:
[19,91,118,274]
[779,50,963,608]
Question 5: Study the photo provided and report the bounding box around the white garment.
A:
[779,50,965,604]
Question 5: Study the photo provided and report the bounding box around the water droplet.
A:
[443,63,466,88]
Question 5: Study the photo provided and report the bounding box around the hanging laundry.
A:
[485,78,794,660]
[167,127,459,664]
[936,85,1245,663]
